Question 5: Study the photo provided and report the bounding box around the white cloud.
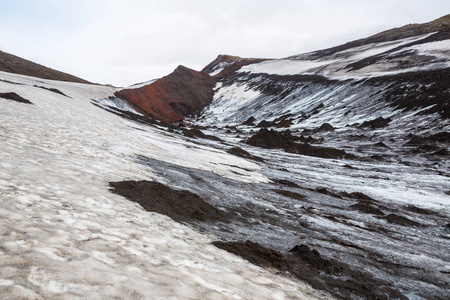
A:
[0,0,447,86]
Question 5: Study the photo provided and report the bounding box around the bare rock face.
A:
[116,66,216,123]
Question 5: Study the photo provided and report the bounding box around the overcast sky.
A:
[0,0,447,86]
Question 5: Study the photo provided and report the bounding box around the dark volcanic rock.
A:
[384,214,422,227]
[340,191,375,201]
[315,187,342,198]
[255,120,273,128]
[405,205,433,215]
[444,223,450,233]
[34,85,69,97]
[271,189,306,201]
[212,240,290,271]
[270,179,300,188]
[227,147,264,162]
[242,116,256,126]
[0,92,32,104]
[288,244,343,275]
[116,65,216,123]
[183,128,222,141]
[350,201,385,215]
[246,128,347,159]
[360,116,392,129]
[213,241,407,300]
[316,123,335,132]
[255,119,293,128]
[109,180,229,223]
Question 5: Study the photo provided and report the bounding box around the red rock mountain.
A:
[116,65,216,123]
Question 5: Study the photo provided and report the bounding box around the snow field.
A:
[0,71,330,299]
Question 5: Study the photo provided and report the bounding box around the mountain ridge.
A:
[115,65,215,123]
[0,49,90,84]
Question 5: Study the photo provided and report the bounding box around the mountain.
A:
[102,15,450,299]
[1,15,449,300]
[115,65,215,123]
[0,50,90,83]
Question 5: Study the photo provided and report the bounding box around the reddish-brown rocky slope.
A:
[116,65,215,123]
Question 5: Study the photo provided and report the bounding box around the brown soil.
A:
[109,180,229,223]
[0,92,32,104]
[0,50,90,83]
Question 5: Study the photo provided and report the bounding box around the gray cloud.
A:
[0,0,447,86]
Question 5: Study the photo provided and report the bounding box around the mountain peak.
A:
[116,64,215,123]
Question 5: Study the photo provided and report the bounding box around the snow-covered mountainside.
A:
[1,14,449,300]
[0,71,328,299]
[189,16,449,299]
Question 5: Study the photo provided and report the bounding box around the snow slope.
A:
[0,71,330,299]
[239,33,450,79]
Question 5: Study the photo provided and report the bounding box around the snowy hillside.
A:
[1,15,449,300]
[0,71,329,299]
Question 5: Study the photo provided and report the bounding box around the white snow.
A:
[122,78,157,90]
[240,59,336,76]
[239,32,447,79]
[0,71,329,299]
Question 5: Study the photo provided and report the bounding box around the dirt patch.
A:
[227,147,264,162]
[213,240,407,300]
[109,180,229,223]
[246,128,348,159]
[0,92,32,104]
